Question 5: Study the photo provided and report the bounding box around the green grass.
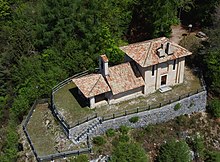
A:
[54,82,94,126]
[27,103,86,156]
[53,67,202,125]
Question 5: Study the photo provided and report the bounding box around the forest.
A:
[0,0,220,161]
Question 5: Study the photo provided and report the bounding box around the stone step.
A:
[75,123,100,142]
[73,118,101,142]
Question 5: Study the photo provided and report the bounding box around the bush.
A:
[70,154,88,162]
[208,99,220,118]
[174,103,181,111]
[106,128,115,137]
[93,136,106,146]
[175,115,188,126]
[189,101,194,108]
[129,116,139,123]
[192,134,205,160]
[110,142,148,162]
[118,135,130,143]
[119,125,130,135]
[144,124,155,133]
[157,139,191,162]
[205,151,220,162]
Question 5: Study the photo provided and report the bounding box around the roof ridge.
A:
[143,41,153,66]
[88,74,102,97]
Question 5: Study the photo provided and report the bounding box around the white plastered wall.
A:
[144,57,186,94]
[108,86,144,104]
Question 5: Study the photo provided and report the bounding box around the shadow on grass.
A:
[69,87,89,108]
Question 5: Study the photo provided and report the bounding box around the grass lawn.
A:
[54,67,202,126]
[27,103,87,156]
[54,82,95,126]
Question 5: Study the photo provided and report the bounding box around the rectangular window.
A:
[152,65,155,76]
[173,59,176,70]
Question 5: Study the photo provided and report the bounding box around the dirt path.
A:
[170,25,188,44]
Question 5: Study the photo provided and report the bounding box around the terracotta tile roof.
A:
[120,37,192,67]
[106,62,145,95]
[72,74,110,98]
[100,54,108,62]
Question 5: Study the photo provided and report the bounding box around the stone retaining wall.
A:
[88,90,207,138]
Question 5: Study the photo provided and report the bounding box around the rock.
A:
[215,118,220,124]
[45,119,51,127]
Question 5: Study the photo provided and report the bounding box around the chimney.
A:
[165,42,173,55]
[99,54,109,76]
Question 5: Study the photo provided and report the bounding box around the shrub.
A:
[157,139,191,162]
[129,116,139,123]
[192,134,205,160]
[175,115,188,126]
[118,135,130,143]
[93,136,106,146]
[110,142,148,162]
[106,128,115,137]
[174,103,181,111]
[119,125,130,135]
[205,151,220,162]
[70,154,88,162]
[144,124,155,133]
[208,99,220,118]
[189,102,194,108]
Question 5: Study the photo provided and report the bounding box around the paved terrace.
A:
[53,67,202,127]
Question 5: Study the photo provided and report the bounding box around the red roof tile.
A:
[72,74,110,98]
[106,62,145,95]
[120,37,192,67]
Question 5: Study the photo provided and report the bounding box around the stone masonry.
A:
[69,90,207,141]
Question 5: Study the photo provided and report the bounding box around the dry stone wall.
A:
[87,90,207,138]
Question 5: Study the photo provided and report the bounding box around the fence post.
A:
[99,118,102,124]
[137,108,139,113]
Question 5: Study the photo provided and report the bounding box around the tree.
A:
[110,142,148,162]
[157,139,191,162]
[198,5,220,94]
[181,0,220,27]
[0,0,10,20]
[208,99,220,118]
[128,0,193,41]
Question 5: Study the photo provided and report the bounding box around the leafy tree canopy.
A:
[157,139,191,162]
[110,142,148,162]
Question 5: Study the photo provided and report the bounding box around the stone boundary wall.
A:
[89,90,207,137]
